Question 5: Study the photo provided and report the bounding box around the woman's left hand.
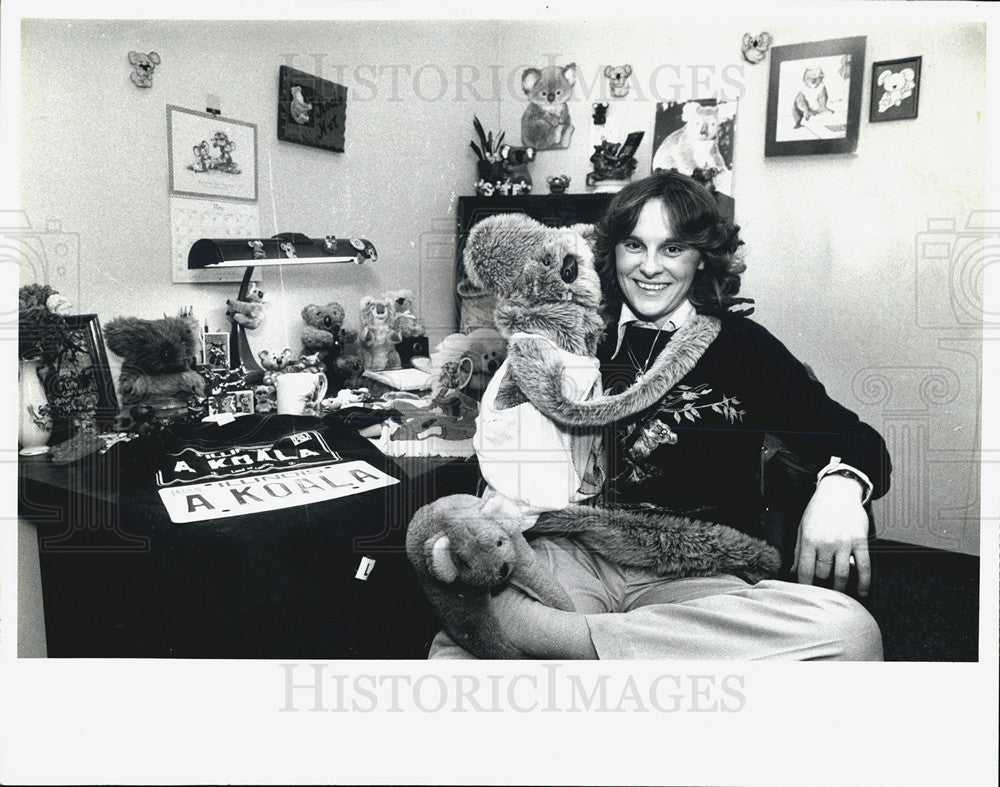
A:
[793,474,871,596]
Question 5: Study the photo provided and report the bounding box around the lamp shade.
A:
[188,233,377,269]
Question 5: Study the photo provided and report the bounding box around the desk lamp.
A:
[188,232,377,377]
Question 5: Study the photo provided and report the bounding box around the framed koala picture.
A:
[764,36,866,157]
[651,99,737,221]
[870,56,922,122]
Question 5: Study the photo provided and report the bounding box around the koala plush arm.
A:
[531,504,780,585]
[505,314,721,427]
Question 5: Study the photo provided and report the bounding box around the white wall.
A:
[19,18,986,553]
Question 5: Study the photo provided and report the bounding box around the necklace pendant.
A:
[634,370,645,382]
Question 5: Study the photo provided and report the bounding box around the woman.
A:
[430,170,890,660]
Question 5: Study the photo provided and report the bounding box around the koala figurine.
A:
[498,144,535,192]
[741,32,773,65]
[358,296,402,372]
[128,51,160,88]
[520,63,576,150]
[604,64,632,98]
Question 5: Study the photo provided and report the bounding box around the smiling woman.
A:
[431,169,892,662]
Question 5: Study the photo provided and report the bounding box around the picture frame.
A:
[203,332,231,368]
[765,36,866,157]
[36,314,119,438]
[277,66,347,152]
[209,389,255,417]
[870,56,922,122]
[651,98,737,221]
[167,105,258,202]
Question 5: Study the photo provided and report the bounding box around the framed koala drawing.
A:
[167,106,258,202]
[764,36,866,157]
[870,56,921,122]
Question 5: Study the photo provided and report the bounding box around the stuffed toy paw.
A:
[406,494,575,659]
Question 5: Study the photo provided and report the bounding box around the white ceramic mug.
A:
[276,372,328,415]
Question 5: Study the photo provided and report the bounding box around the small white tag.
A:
[355,556,376,581]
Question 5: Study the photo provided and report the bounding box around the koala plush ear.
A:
[522,68,541,94]
[148,52,161,66]
[569,223,597,255]
[463,213,549,297]
[426,534,459,583]
[877,69,890,87]
[622,64,632,77]
[563,63,577,86]
[604,65,614,78]
[128,51,142,66]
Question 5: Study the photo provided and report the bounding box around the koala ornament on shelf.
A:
[358,296,402,372]
[547,174,571,194]
[385,289,425,338]
[498,145,535,193]
[128,51,161,88]
[520,63,576,150]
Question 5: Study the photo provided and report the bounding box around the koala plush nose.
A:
[498,562,511,580]
[323,315,333,329]
[560,254,578,284]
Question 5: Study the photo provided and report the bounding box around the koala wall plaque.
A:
[520,63,576,150]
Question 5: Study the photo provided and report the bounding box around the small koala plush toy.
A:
[301,302,357,366]
[358,296,402,372]
[385,289,426,338]
[226,281,265,330]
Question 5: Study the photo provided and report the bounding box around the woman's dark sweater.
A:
[597,316,891,537]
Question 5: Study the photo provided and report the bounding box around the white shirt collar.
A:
[611,299,695,360]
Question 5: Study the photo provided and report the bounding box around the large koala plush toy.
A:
[405,215,781,658]
[104,315,205,416]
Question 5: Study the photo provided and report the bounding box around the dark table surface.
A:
[19,425,480,658]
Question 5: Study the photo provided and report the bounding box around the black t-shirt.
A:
[109,414,436,657]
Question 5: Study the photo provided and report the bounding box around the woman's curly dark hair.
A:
[593,169,752,323]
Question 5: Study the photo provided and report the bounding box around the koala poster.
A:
[774,54,852,141]
[651,99,737,219]
[520,63,576,150]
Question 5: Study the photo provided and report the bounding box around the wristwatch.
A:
[816,456,873,505]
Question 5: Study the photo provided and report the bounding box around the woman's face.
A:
[614,198,703,326]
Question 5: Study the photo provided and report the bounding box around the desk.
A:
[18,415,480,658]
